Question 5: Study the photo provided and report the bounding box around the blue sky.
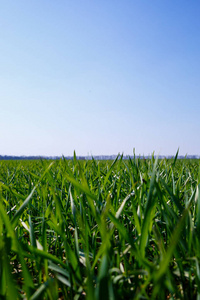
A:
[0,1,200,156]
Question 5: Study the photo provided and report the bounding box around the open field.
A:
[0,154,200,299]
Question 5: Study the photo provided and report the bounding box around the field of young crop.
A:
[0,153,200,299]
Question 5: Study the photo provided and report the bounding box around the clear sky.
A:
[0,1,200,156]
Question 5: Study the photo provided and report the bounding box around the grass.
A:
[0,152,200,299]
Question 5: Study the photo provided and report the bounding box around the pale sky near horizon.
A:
[0,1,200,157]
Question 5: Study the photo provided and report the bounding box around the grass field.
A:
[0,153,200,299]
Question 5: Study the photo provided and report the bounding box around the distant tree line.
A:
[0,154,199,161]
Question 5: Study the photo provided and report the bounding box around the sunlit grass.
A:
[0,152,200,299]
